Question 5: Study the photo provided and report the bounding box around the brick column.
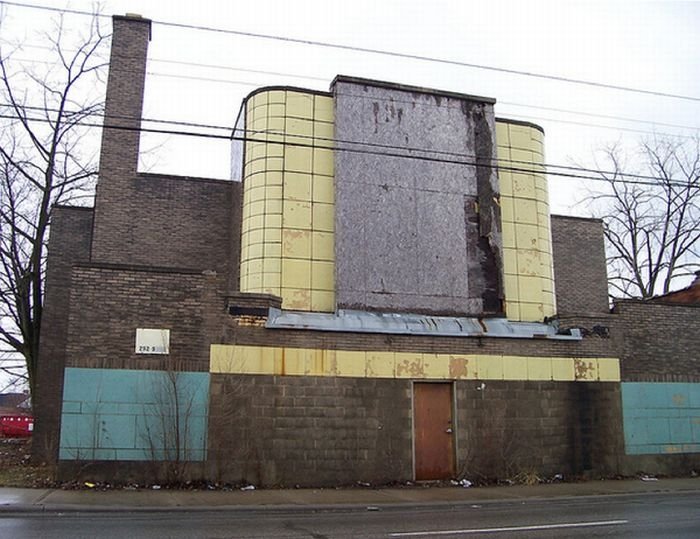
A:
[91,15,151,263]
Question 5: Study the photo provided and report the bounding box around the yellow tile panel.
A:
[313,148,334,176]
[597,358,621,381]
[502,355,528,380]
[285,146,313,173]
[283,200,312,229]
[312,203,335,232]
[477,355,504,380]
[518,301,544,322]
[311,260,334,291]
[448,355,477,379]
[422,353,449,379]
[314,95,334,123]
[395,353,424,378]
[286,91,314,119]
[282,229,311,259]
[527,357,552,381]
[284,173,312,201]
[312,231,334,261]
[366,351,395,378]
[336,350,367,377]
[282,287,311,310]
[313,122,335,147]
[310,290,335,312]
[281,259,311,288]
[211,346,620,383]
[574,358,599,381]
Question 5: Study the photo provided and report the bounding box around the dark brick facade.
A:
[612,300,700,382]
[33,207,93,462]
[65,265,224,373]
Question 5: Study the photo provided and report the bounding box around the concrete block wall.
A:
[33,207,94,462]
[207,374,412,486]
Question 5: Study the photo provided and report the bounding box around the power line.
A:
[11,47,700,134]
[6,55,699,141]
[3,101,695,185]
[1,111,698,190]
[2,0,700,103]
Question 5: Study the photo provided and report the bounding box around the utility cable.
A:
[3,102,697,184]
[1,111,698,190]
[2,0,699,103]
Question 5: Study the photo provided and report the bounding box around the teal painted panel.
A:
[622,383,700,455]
[60,368,209,462]
[669,418,693,444]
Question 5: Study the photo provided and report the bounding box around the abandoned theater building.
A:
[35,15,700,485]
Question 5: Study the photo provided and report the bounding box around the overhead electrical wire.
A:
[10,47,700,135]
[8,41,700,140]
[2,0,700,103]
[1,110,698,190]
[2,102,697,186]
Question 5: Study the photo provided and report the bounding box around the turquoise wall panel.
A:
[621,383,700,455]
[60,368,209,462]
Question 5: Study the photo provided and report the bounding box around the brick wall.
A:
[551,215,610,316]
[224,324,614,359]
[90,15,240,280]
[65,265,225,373]
[91,15,150,263]
[33,207,93,463]
[117,173,236,276]
[612,300,700,381]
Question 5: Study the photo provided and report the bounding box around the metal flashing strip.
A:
[265,309,582,340]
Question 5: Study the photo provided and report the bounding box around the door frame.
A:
[411,380,457,481]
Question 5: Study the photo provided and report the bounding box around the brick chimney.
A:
[91,14,152,263]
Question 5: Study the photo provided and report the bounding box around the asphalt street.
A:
[1,491,698,538]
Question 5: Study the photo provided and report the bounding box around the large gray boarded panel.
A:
[332,77,503,316]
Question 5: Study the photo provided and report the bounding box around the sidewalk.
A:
[1,477,699,513]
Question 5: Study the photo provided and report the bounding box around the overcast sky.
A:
[1,1,699,390]
[3,0,699,213]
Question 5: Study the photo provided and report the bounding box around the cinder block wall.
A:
[208,374,412,486]
[551,215,610,316]
[33,207,94,463]
[205,374,623,486]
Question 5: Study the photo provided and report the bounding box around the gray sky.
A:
[4,0,700,212]
[1,0,699,391]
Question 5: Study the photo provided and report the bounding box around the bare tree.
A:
[0,8,107,396]
[584,136,700,298]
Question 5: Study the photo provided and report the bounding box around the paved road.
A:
[0,491,698,538]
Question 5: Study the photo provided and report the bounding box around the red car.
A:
[0,415,33,437]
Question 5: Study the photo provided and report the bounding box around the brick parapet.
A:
[551,215,610,316]
[611,300,700,380]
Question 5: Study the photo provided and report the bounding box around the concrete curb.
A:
[1,484,700,515]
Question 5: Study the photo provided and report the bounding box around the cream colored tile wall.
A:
[210,344,621,382]
[496,120,556,321]
[240,90,335,312]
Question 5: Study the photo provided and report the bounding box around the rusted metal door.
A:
[413,382,454,480]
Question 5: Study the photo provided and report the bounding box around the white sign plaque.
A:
[135,328,170,354]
